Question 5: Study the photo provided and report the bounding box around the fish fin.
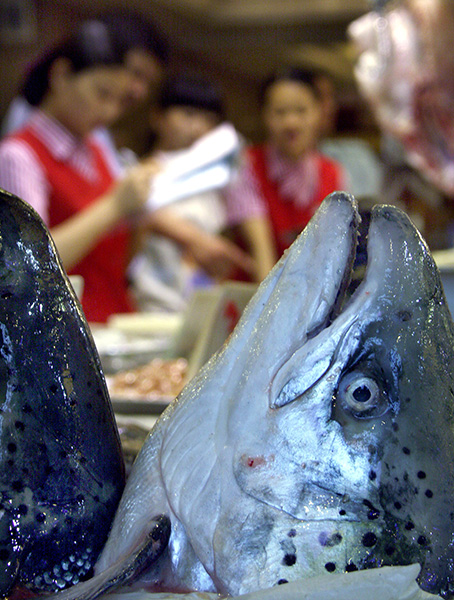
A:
[51,515,170,600]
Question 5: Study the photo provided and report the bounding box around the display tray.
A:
[106,371,179,415]
[91,324,175,374]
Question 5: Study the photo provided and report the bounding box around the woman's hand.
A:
[50,159,160,271]
[111,159,161,217]
[184,229,255,281]
[142,207,256,281]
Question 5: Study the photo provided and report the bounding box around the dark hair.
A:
[258,66,323,107]
[100,10,169,64]
[23,20,124,106]
[157,75,225,120]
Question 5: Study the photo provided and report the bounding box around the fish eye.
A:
[337,371,387,419]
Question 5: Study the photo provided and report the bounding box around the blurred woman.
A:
[0,21,155,322]
[225,67,348,276]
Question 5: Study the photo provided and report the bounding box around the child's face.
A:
[156,105,220,151]
[263,79,322,161]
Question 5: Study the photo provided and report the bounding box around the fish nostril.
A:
[397,310,412,322]
[319,532,343,547]
[282,553,297,566]
[418,536,429,546]
[385,544,396,556]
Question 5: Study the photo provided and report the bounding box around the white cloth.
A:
[129,188,228,314]
[146,123,242,211]
[130,124,242,314]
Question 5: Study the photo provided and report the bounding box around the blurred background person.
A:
[98,9,169,166]
[129,74,254,313]
[1,9,169,175]
[314,69,384,203]
[225,66,348,278]
[0,21,156,323]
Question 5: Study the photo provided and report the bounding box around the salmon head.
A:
[55,191,454,599]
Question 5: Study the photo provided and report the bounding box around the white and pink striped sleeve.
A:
[224,154,267,226]
[0,139,50,223]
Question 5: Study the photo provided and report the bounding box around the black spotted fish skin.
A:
[0,190,125,597]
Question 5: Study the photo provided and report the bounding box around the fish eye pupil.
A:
[353,385,371,403]
[337,372,385,418]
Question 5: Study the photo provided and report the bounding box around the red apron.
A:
[248,145,343,256]
[14,128,134,323]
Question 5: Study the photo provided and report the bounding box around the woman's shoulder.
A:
[0,126,49,220]
[0,132,40,165]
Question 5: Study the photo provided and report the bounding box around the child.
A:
[129,75,253,313]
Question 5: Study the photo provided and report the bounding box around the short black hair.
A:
[259,66,323,106]
[23,20,123,106]
[157,75,225,120]
[100,10,169,64]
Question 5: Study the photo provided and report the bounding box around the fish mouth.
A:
[308,196,377,334]
[301,194,438,337]
[265,191,440,425]
[276,191,363,344]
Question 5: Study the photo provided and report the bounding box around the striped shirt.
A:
[224,144,348,226]
[0,109,114,224]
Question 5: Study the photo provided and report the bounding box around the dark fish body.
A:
[0,190,125,596]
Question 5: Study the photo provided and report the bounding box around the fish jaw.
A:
[0,191,125,596]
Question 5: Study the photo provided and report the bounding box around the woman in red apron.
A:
[225,67,347,279]
[0,21,155,322]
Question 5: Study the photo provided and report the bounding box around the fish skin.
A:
[0,190,126,597]
[56,191,454,599]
